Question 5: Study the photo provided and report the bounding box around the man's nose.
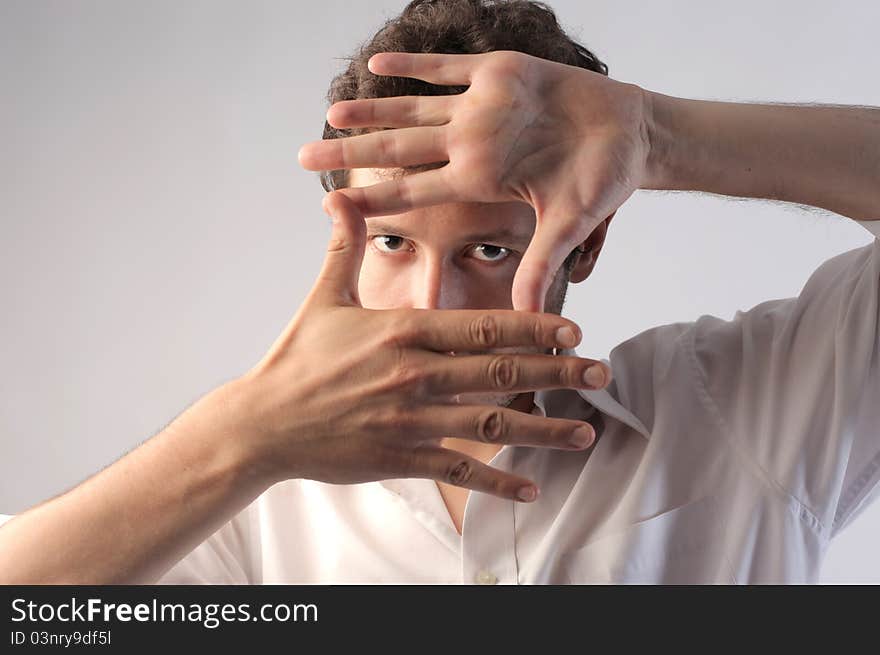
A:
[410,258,467,310]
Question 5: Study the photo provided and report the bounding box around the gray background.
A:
[1,0,878,582]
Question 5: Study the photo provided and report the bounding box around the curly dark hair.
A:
[319,0,609,194]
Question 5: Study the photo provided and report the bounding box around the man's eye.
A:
[371,235,409,253]
[470,243,511,262]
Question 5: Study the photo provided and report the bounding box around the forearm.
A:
[0,381,273,584]
[642,91,880,221]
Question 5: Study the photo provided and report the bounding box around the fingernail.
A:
[569,426,594,448]
[555,326,576,349]
[583,364,605,388]
[516,485,537,502]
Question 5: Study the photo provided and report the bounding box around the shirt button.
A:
[474,569,498,585]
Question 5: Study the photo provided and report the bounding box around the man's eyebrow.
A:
[365,219,532,245]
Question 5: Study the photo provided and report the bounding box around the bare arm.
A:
[0,381,270,584]
[643,93,880,222]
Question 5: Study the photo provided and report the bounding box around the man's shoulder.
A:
[606,318,698,374]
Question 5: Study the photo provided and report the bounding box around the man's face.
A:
[349,167,571,408]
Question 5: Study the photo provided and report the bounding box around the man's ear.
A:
[568,212,615,283]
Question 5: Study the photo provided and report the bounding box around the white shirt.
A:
[4,220,880,584]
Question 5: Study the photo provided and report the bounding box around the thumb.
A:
[512,215,584,313]
[312,190,367,307]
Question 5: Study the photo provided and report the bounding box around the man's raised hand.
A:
[298,50,654,312]
[232,191,611,502]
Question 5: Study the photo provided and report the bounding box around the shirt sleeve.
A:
[689,221,880,540]
[154,511,258,585]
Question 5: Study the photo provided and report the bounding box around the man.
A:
[1,0,879,584]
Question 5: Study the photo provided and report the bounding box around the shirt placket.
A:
[460,445,519,585]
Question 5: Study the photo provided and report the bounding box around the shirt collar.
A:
[532,347,651,441]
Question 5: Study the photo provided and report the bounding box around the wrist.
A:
[642,91,722,193]
[641,90,698,191]
[641,89,673,191]
[188,377,285,493]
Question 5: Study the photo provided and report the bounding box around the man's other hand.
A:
[298,50,653,312]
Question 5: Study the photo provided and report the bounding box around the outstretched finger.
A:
[298,126,448,171]
[512,219,585,313]
[409,445,540,502]
[310,191,367,307]
[403,308,582,352]
[333,167,455,217]
[368,52,483,86]
[423,352,610,395]
[408,403,597,451]
[327,95,454,129]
